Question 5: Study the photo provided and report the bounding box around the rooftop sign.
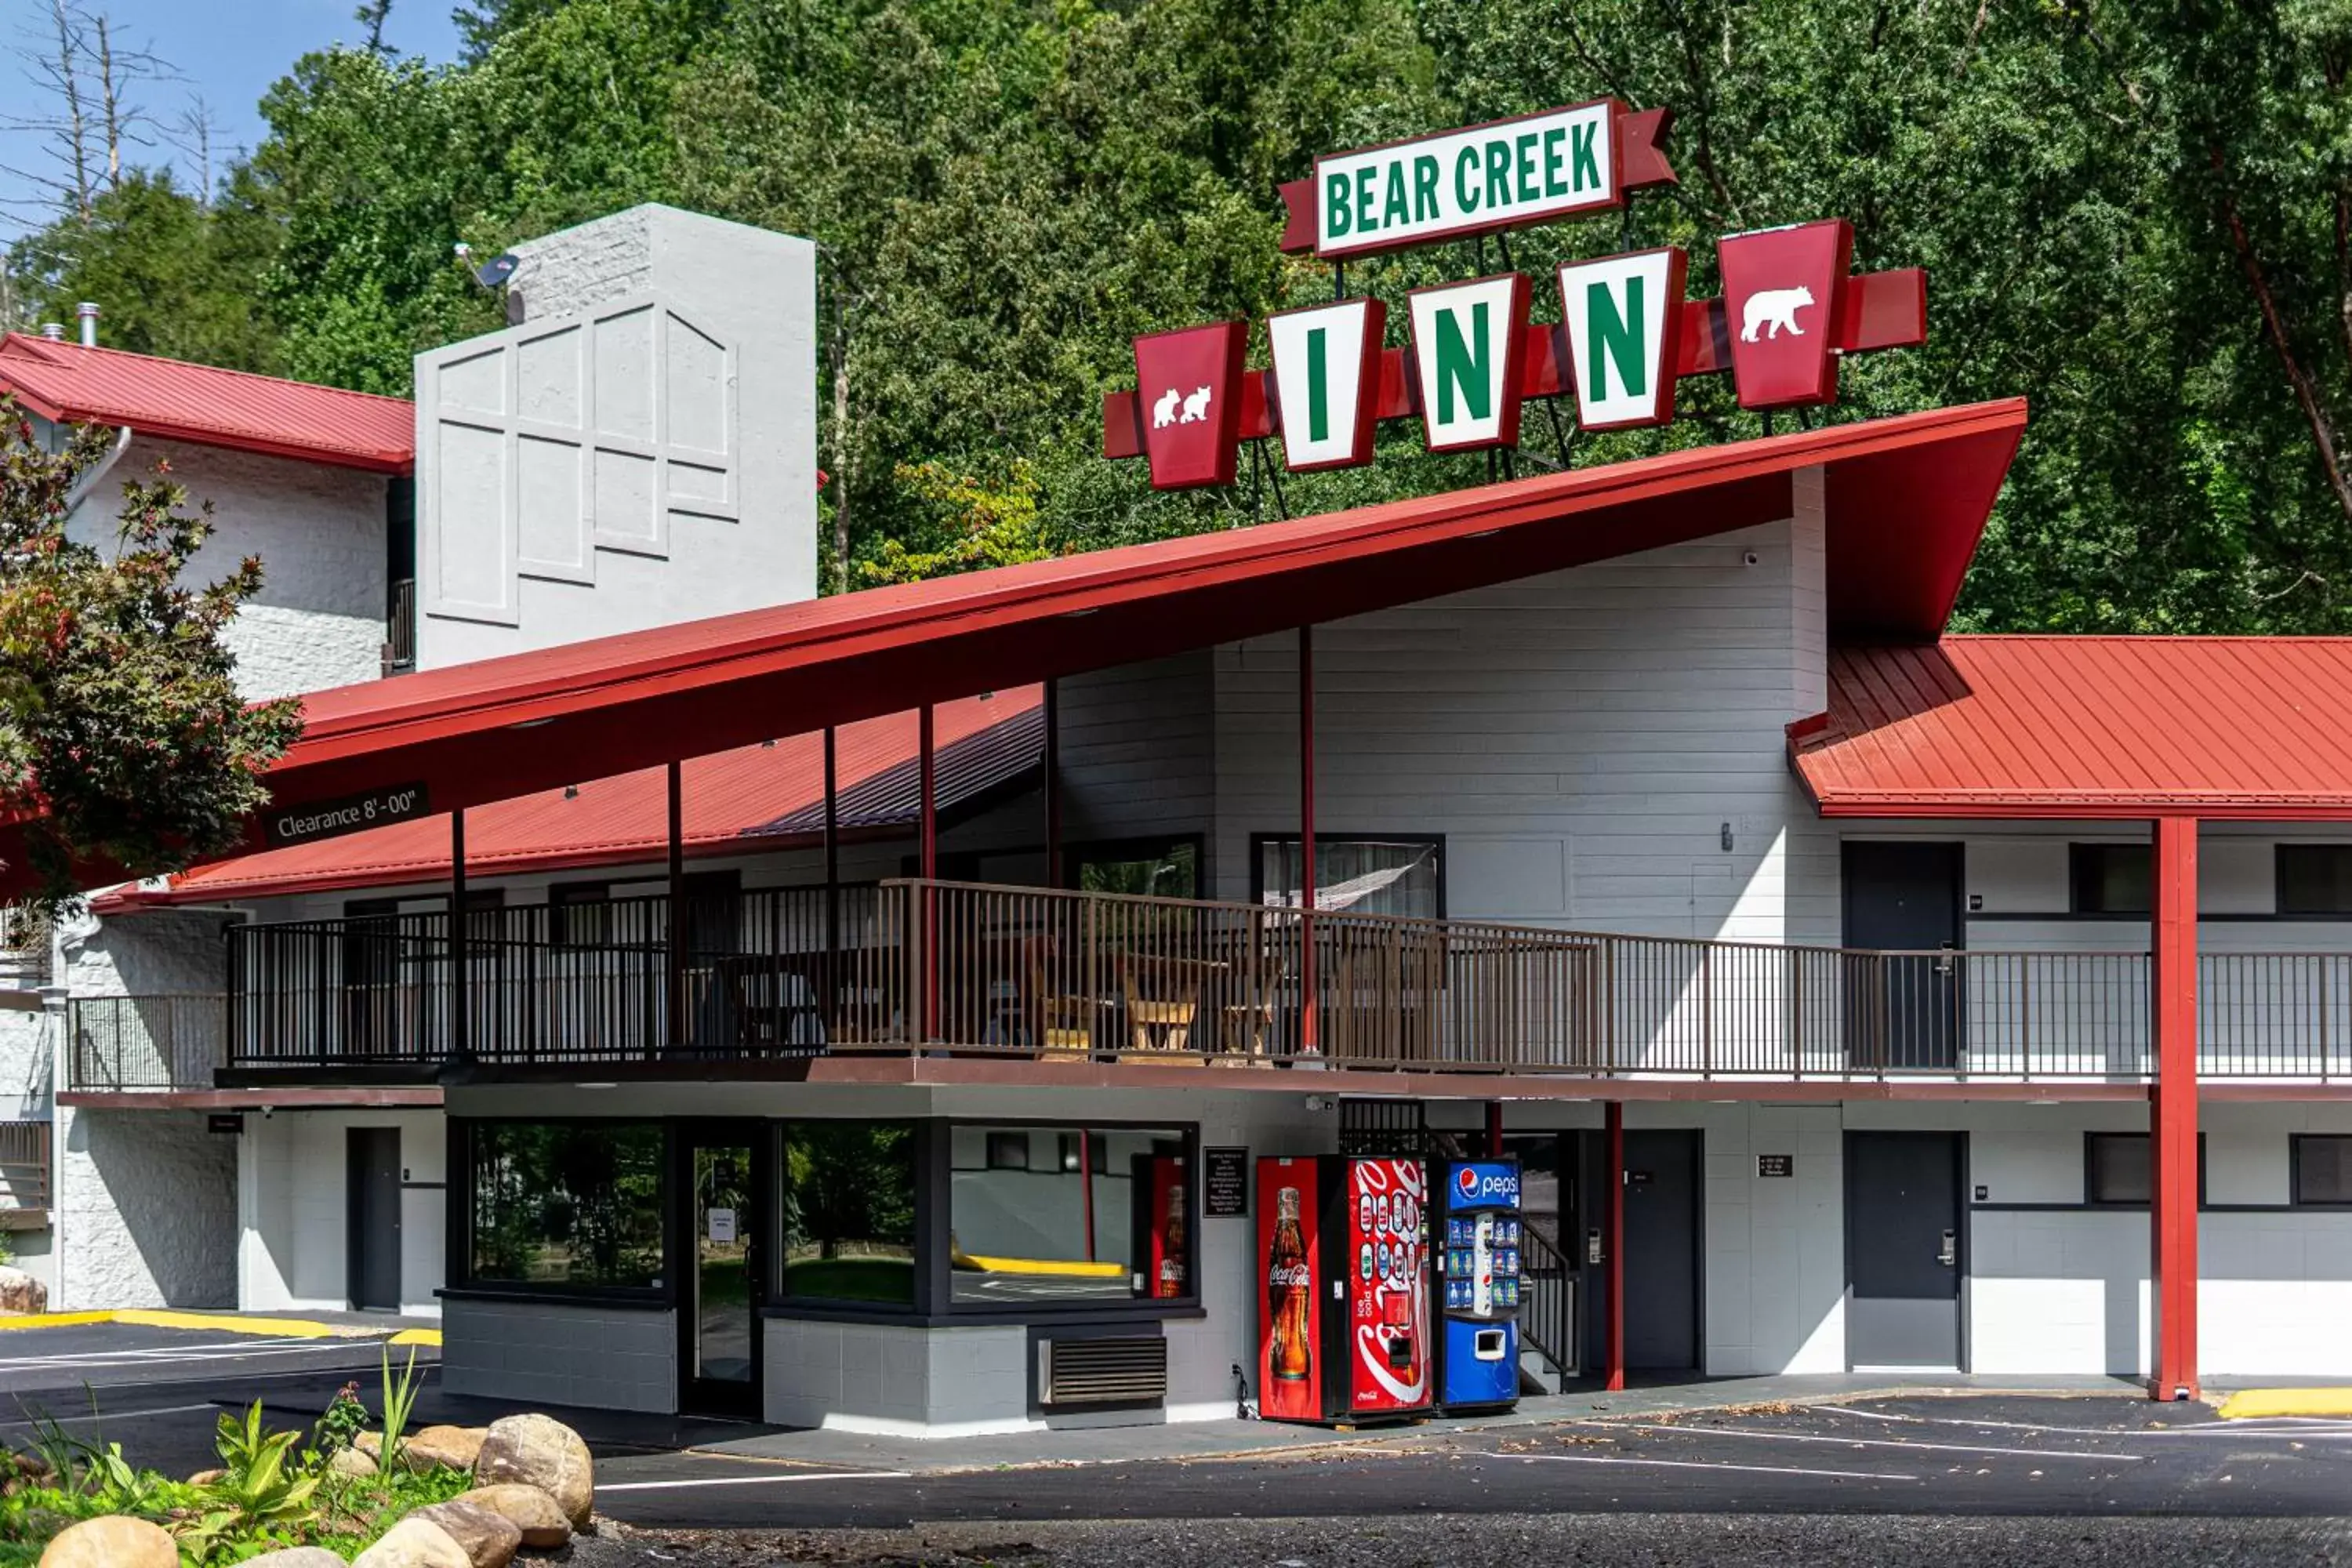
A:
[1112,108,1929,491]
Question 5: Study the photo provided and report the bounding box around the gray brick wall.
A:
[441,1299,676,1413]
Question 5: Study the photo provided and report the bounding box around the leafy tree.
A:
[0,400,302,905]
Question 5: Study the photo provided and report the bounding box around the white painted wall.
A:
[67,437,388,702]
[238,1110,445,1317]
[55,1106,234,1308]
[415,205,817,670]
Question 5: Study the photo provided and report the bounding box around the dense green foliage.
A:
[9,0,2352,630]
[0,401,302,905]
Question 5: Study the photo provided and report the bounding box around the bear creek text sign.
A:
[1108,106,1931,491]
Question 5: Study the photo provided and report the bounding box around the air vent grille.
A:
[1038,1335,1167,1406]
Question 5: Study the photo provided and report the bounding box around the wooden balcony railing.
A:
[209,878,2352,1082]
[66,994,227,1091]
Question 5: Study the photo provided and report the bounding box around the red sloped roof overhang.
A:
[2,399,2024,898]
[1799,637,2352,818]
[0,334,413,474]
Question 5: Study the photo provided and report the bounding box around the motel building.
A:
[21,111,2352,1436]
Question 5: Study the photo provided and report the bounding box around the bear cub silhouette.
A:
[1740,285,1815,342]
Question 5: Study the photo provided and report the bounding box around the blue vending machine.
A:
[1436,1159,1522,1413]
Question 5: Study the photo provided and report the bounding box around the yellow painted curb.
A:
[388,1328,441,1348]
[2216,1388,2352,1419]
[0,1311,118,1330]
[113,1309,379,1340]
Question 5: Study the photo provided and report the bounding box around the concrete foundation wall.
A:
[441,1298,675,1412]
[56,1107,234,1308]
[239,1110,445,1317]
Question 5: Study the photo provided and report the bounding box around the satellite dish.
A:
[473,252,520,289]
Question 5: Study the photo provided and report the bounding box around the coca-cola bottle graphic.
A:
[1268,1186,1312,1384]
[1158,1182,1188,1298]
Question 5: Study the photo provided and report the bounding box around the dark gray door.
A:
[346,1128,401,1311]
[1584,1130,1700,1372]
[1842,841,1963,1069]
[1846,1131,1962,1370]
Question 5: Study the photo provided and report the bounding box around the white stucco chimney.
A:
[410,205,818,671]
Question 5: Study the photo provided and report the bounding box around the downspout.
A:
[63,426,134,519]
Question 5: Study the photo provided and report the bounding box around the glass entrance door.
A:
[681,1127,762,1415]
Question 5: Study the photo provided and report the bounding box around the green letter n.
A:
[1585,276,1646,401]
[1435,303,1492,426]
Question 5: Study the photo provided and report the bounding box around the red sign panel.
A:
[1134,321,1249,489]
[1715,219,1854,409]
[1346,1157,1429,1414]
[1258,1156,1320,1421]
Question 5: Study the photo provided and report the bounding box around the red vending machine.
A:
[1256,1154,1432,1425]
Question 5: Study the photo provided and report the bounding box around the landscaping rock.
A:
[472,1414,593,1530]
[351,1517,471,1568]
[0,1267,48,1316]
[405,1424,487,1472]
[12,1448,53,1480]
[329,1445,380,1478]
[187,1466,227,1486]
[455,1483,572,1549]
[408,1499,521,1568]
[36,1515,176,1568]
[240,1551,347,1568]
[356,1431,384,1457]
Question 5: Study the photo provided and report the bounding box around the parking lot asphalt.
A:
[585,1392,2352,1534]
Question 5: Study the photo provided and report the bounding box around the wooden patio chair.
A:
[1121,962,1201,1054]
[1026,938,1103,1056]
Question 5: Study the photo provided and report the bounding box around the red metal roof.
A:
[101,688,1040,906]
[0,399,2025,898]
[0,334,413,474]
[1799,637,2352,818]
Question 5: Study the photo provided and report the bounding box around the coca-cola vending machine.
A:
[1256,1154,1432,1425]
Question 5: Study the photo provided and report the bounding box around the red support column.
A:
[666,760,685,1048]
[1299,626,1319,1058]
[920,702,938,1040]
[1045,677,1063,889]
[449,809,469,1062]
[822,726,840,1007]
[1604,1100,1626,1392]
[1486,1102,1505,1160]
[2151,815,2201,1401]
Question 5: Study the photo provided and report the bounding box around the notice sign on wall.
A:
[1758,1154,1795,1178]
[1205,1147,1250,1218]
[706,1207,738,1244]
[266,783,430,848]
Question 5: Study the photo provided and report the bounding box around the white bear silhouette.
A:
[1740,285,1815,342]
[1179,385,1214,423]
[1151,387,1182,429]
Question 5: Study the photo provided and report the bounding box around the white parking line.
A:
[0,1341,384,1372]
[1570,1419,2142,1463]
[0,1403,220,1427]
[1813,1404,2352,1440]
[600,1471,910,1493]
[1503,1453,1918,1483]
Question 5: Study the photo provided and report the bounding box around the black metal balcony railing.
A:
[198,878,2352,1083]
[66,993,227,1091]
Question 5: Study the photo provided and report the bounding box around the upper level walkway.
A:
[61,879,2352,1095]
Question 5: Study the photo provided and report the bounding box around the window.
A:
[780,1121,916,1305]
[2071,844,2151,916]
[549,882,614,947]
[2279,847,2352,916]
[1254,836,1443,919]
[1069,837,1203,900]
[949,1123,1192,1305]
[2085,1132,2205,1206]
[466,1122,665,1290]
[2294,1136,2352,1206]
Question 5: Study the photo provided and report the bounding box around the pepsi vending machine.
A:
[1257,1155,1433,1425]
[1435,1159,1522,1413]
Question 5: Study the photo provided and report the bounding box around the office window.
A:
[2071,844,2151,916]
[2086,1131,2205,1206]
[949,1123,1192,1306]
[986,1131,1030,1171]
[2295,1136,2352,1206]
[466,1122,665,1290]
[1255,836,1443,919]
[2279,846,2352,916]
[780,1121,916,1305]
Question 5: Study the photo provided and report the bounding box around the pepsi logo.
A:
[1455,1166,1479,1199]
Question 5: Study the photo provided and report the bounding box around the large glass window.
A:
[1070,837,1203,900]
[467,1122,665,1290]
[948,1123,1191,1305]
[1256,837,1443,919]
[779,1121,917,1306]
[2295,1136,2352,1206]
